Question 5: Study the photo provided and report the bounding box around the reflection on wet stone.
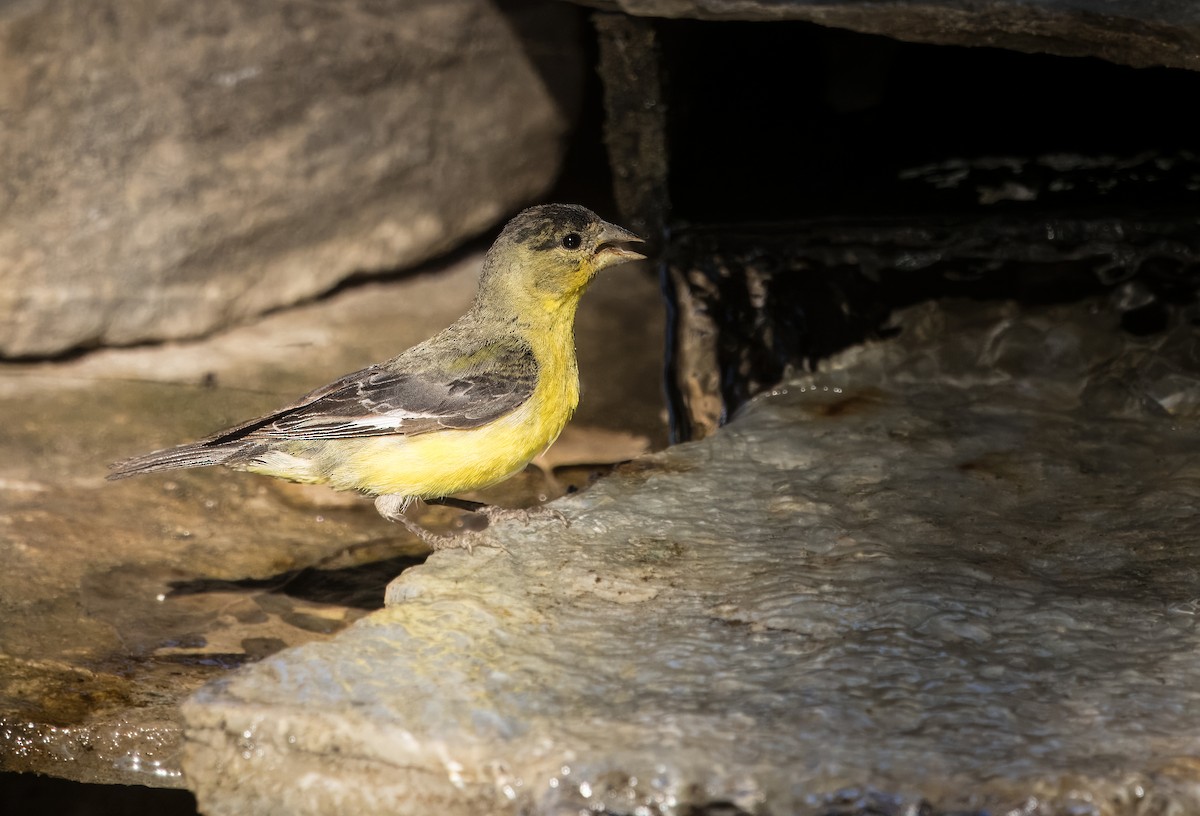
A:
[182,297,1200,815]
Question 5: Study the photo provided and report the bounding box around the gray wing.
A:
[209,338,538,444]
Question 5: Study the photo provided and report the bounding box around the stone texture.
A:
[591,4,1200,441]
[0,249,664,787]
[179,296,1200,815]
[0,0,581,358]
[602,0,1200,71]
[664,193,1200,439]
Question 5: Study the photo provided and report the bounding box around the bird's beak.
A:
[593,221,646,270]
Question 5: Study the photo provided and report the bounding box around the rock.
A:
[0,0,581,358]
[589,7,1200,441]
[602,0,1200,71]
[664,205,1200,438]
[179,296,1200,815]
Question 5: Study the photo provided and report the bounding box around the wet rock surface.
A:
[0,251,664,787]
[180,296,1200,815]
[0,0,580,358]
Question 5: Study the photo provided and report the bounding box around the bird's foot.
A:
[423,496,569,531]
[374,494,506,553]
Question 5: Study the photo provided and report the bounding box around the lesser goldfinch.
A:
[108,204,645,547]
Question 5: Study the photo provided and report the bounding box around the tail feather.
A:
[107,442,246,480]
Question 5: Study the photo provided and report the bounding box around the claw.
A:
[374,494,507,553]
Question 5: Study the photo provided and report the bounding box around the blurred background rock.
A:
[0,0,582,358]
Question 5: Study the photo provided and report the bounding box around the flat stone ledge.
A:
[181,298,1200,815]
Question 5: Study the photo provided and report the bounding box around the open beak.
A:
[593,221,646,270]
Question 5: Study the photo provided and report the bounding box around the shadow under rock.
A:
[167,550,427,612]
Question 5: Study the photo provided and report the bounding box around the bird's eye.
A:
[561,233,582,250]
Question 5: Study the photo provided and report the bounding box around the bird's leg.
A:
[425,495,566,527]
[375,494,565,553]
[425,494,567,527]
[373,494,486,552]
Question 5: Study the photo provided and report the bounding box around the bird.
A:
[108,204,646,548]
